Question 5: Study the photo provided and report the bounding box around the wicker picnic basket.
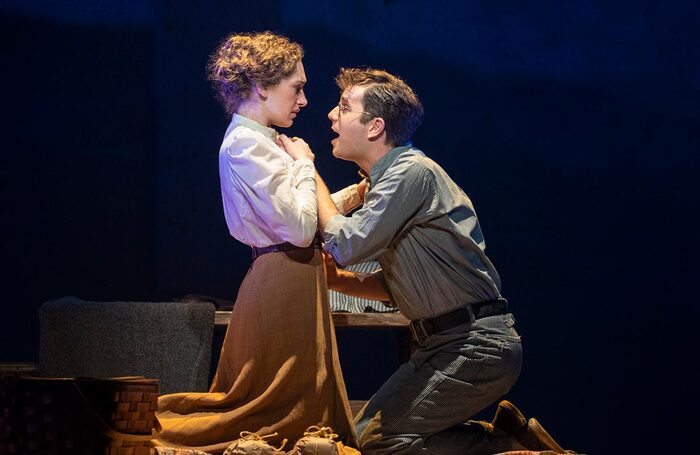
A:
[0,376,160,455]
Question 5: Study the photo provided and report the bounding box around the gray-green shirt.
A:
[323,145,503,321]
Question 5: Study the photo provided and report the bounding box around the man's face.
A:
[327,85,372,162]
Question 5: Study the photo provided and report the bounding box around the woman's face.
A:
[263,60,308,128]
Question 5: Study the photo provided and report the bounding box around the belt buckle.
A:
[409,319,430,342]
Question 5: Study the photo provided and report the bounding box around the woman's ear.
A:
[367,117,386,141]
[255,83,269,99]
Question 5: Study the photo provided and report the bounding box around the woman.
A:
[155,32,360,454]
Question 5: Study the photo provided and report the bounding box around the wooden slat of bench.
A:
[349,400,368,417]
[331,312,410,327]
[215,310,410,327]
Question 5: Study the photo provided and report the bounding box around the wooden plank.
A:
[331,312,410,327]
[349,400,368,417]
[215,311,232,326]
[215,311,410,328]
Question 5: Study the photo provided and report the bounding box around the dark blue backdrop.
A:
[2,1,698,453]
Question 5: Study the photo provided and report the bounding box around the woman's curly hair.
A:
[207,31,304,115]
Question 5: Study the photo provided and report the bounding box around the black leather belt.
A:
[251,236,322,260]
[409,298,508,342]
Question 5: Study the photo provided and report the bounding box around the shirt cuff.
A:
[294,158,314,167]
[291,158,315,183]
[322,214,346,246]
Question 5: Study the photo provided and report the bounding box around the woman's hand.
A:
[279,134,315,162]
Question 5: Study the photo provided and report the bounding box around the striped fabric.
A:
[328,261,397,313]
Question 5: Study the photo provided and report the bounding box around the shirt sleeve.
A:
[225,132,317,247]
[323,162,434,265]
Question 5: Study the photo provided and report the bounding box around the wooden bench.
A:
[214,310,410,329]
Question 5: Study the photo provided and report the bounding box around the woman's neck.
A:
[237,102,269,127]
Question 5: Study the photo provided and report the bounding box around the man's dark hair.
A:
[335,67,424,146]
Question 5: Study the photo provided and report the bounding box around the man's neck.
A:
[357,142,393,175]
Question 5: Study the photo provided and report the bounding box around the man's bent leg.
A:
[355,315,523,455]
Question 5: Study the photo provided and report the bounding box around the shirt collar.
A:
[369,143,413,185]
[231,113,279,140]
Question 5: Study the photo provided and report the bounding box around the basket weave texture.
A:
[0,376,159,455]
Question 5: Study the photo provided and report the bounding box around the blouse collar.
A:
[231,113,279,140]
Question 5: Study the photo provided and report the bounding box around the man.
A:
[314,68,563,454]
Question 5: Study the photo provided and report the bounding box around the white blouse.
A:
[219,114,361,248]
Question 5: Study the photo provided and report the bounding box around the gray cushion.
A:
[39,296,215,394]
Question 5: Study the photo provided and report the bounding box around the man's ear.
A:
[367,117,386,141]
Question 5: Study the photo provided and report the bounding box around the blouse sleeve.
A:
[331,183,363,215]
[224,132,318,247]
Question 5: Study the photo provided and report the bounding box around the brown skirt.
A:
[154,247,357,454]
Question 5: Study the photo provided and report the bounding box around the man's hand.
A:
[323,251,391,301]
[323,250,342,289]
[279,134,315,161]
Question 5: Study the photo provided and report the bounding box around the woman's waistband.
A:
[251,235,322,260]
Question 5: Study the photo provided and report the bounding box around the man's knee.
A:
[357,412,418,454]
[359,432,419,455]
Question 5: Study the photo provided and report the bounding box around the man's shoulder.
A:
[395,149,465,200]
[393,147,443,178]
[386,148,426,176]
